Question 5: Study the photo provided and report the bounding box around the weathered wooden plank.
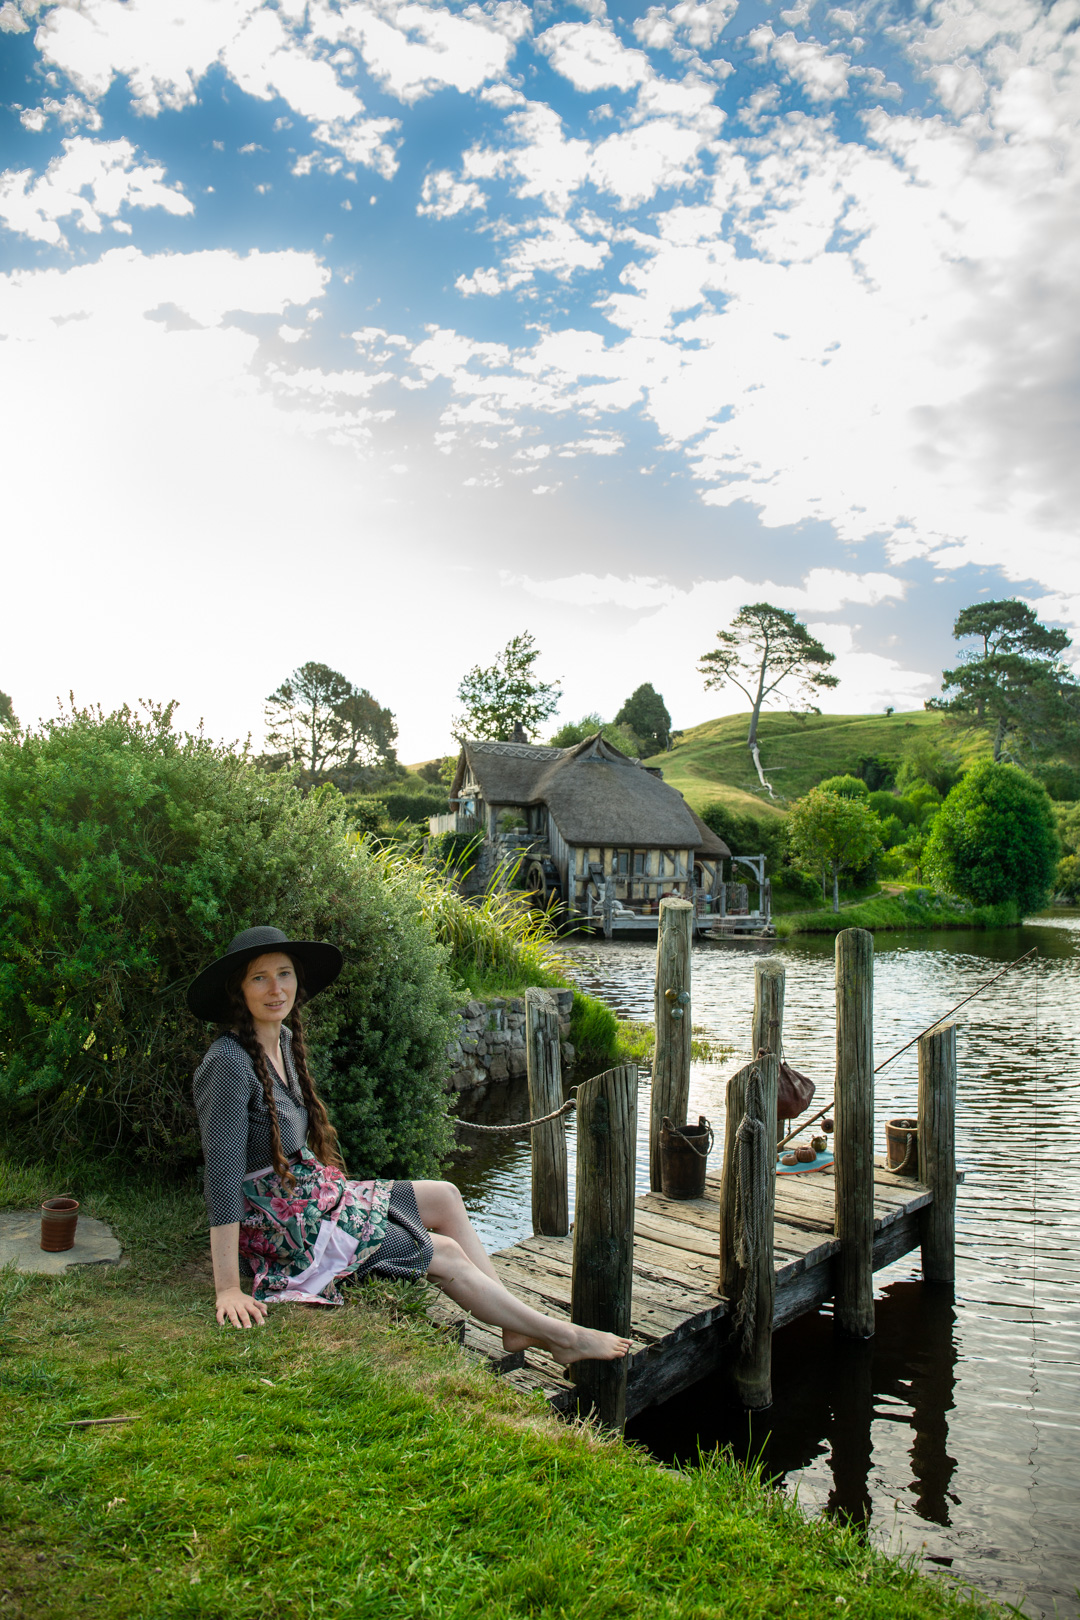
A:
[498,1241,719,1327]
[632,1210,720,1258]
[637,1192,722,1231]
[919,1021,957,1281]
[521,1232,721,1300]
[623,1319,729,1421]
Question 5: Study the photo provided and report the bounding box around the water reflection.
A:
[447,920,1080,1617]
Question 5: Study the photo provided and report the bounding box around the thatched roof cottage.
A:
[433,733,740,934]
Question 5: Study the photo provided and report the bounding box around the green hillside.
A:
[659,710,990,818]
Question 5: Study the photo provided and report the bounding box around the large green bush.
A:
[0,705,460,1176]
[925,761,1059,914]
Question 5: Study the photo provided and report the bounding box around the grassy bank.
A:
[659,711,989,815]
[0,1157,993,1620]
[775,893,1020,936]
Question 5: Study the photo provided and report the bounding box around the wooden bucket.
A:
[885,1118,919,1176]
[659,1116,713,1200]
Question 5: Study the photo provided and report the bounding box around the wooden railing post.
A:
[526,988,568,1238]
[602,874,615,940]
[834,927,875,1339]
[650,896,693,1192]
[918,1021,957,1281]
[570,1063,637,1431]
[752,958,785,1129]
[718,1056,778,1408]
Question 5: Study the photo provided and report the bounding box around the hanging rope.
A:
[445,1097,577,1135]
[732,1064,771,1349]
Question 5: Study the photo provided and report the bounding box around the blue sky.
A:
[1,0,1076,759]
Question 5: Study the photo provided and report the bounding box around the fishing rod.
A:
[777,944,1039,1151]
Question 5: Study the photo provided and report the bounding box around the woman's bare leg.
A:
[412,1181,500,1283]
[412,1180,565,1355]
[426,1233,630,1367]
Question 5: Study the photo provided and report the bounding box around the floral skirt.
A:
[239,1148,432,1307]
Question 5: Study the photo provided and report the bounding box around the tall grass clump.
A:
[0,703,460,1178]
[369,845,573,996]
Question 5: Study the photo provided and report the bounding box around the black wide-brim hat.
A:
[186,926,343,1023]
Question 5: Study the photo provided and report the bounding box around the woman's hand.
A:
[215,1287,268,1329]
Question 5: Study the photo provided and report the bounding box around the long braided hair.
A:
[224,957,345,1190]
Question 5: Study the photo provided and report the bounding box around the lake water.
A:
[448,919,1080,1618]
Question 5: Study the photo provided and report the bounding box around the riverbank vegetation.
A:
[0,1155,994,1620]
[775,892,1020,937]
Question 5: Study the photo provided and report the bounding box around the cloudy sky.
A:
[2,0,1077,760]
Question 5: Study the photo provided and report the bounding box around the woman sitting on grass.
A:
[189,926,629,1368]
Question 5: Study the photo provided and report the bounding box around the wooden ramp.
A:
[429,1163,933,1421]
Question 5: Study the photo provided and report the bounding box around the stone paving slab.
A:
[0,1211,121,1275]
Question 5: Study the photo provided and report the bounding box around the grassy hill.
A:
[658,710,990,818]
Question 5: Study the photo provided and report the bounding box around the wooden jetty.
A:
[435,906,958,1429]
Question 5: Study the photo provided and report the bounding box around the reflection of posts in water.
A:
[909,1282,958,1525]
[827,1333,875,1532]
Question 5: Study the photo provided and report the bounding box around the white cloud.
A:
[536,21,652,92]
[748,25,851,101]
[417,168,487,218]
[0,138,192,246]
[0,1,28,31]
[16,94,103,132]
[314,0,530,104]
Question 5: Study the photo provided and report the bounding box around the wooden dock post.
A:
[602,874,615,940]
[526,988,569,1238]
[834,927,875,1339]
[570,1063,637,1430]
[650,896,694,1192]
[918,1020,957,1281]
[718,1055,778,1408]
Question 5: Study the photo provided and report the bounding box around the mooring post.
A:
[602,874,615,940]
[650,896,694,1192]
[834,927,875,1338]
[752,958,786,1123]
[918,1020,957,1281]
[526,988,569,1238]
[718,1055,778,1408]
[570,1063,637,1431]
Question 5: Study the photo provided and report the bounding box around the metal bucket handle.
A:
[661,1115,714,1159]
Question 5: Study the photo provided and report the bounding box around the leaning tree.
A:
[698,603,838,794]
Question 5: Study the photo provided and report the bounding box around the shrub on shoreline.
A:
[0,704,460,1178]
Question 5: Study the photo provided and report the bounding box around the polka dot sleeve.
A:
[193,1038,256,1228]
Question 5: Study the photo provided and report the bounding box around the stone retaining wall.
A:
[445,989,575,1092]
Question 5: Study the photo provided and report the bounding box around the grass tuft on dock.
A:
[0,1157,995,1620]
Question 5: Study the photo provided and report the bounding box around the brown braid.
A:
[286,999,345,1171]
[225,987,296,1192]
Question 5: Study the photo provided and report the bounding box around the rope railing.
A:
[445,1096,577,1136]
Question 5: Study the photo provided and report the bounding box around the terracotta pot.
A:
[40,1197,79,1253]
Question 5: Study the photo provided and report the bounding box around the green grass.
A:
[659,712,989,816]
[0,1159,993,1620]
[775,893,1021,936]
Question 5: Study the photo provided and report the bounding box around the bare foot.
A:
[550,1327,631,1367]
[502,1329,542,1353]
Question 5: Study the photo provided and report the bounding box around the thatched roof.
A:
[451,734,730,857]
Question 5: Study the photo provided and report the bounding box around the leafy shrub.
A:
[925,761,1059,913]
[0,705,460,1177]
[345,796,386,834]
[1034,762,1080,801]
[430,831,481,872]
[849,752,898,791]
[376,790,450,823]
[816,774,868,799]
[867,790,915,825]
[697,804,787,869]
[896,736,964,798]
[1055,854,1080,900]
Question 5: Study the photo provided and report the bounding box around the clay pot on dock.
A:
[659,1116,713,1200]
[40,1197,79,1252]
[885,1119,919,1176]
